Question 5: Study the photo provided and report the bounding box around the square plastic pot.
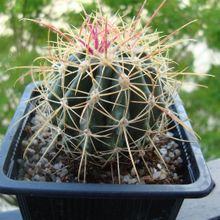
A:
[0,83,215,220]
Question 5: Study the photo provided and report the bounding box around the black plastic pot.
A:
[0,83,215,220]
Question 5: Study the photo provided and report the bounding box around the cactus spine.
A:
[23,2,193,183]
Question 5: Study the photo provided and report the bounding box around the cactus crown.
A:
[21,1,194,183]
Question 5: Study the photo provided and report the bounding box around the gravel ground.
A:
[16,112,185,184]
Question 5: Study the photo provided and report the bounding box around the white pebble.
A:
[135,159,140,164]
[33,174,40,181]
[164,157,171,163]
[174,149,181,157]
[159,171,167,180]
[166,132,174,138]
[21,140,28,147]
[153,136,159,142]
[152,171,161,180]
[128,178,138,184]
[159,148,167,156]
[53,162,63,170]
[168,152,175,158]
[157,164,162,170]
[27,168,33,175]
[56,177,62,183]
[32,139,38,146]
[42,127,50,133]
[166,143,172,150]
[122,175,130,183]
[43,132,50,139]
[60,168,68,178]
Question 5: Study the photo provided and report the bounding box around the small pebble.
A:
[43,132,50,139]
[21,140,28,147]
[168,152,175,158]
[42,127,50,133]
[24,161,34,169]
[53,162,63,170]
[60,168,68,178]
[173,142,179,148]
[170,141,176,146]
[153,136,159,142]
[36,161,42,168]
[41,158,48,165]
[38,176,46,182]
[56,177,62,183]
[49,152,57,158]
[173,160,178,166]
[166,132,174,138]
[152,171,161,180]
[28,156,34,163]
[159,148,167,156]
[26,148,35,156]
[166,144,172,150]
[122,175,130,183]
[32,174,40,181]
[173,173,179,180]
[40,147,47,155]
[130,167,136,177]
[157,164,162,170]
[177,157,183,164]
[32,154,40,161]
[135,159,140,164]
[159,171,167,180]
[164,157,171,163]
[44,163,51,168]
[174,149,181,157]
[44,168,51,175]
[27,168,33,176]
[50,174,57,182]
[32,139,38,146]
[128,178,138,184]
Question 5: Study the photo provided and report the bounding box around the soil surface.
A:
[17,112,186,184]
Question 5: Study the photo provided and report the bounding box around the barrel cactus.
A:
[20,2,194,184]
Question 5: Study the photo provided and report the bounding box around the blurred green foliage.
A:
[0,0,220,159]
[180,66,220,159]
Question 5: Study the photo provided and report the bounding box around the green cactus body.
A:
[47,52,165,156]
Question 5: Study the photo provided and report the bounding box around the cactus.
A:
[21,1,194,183]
